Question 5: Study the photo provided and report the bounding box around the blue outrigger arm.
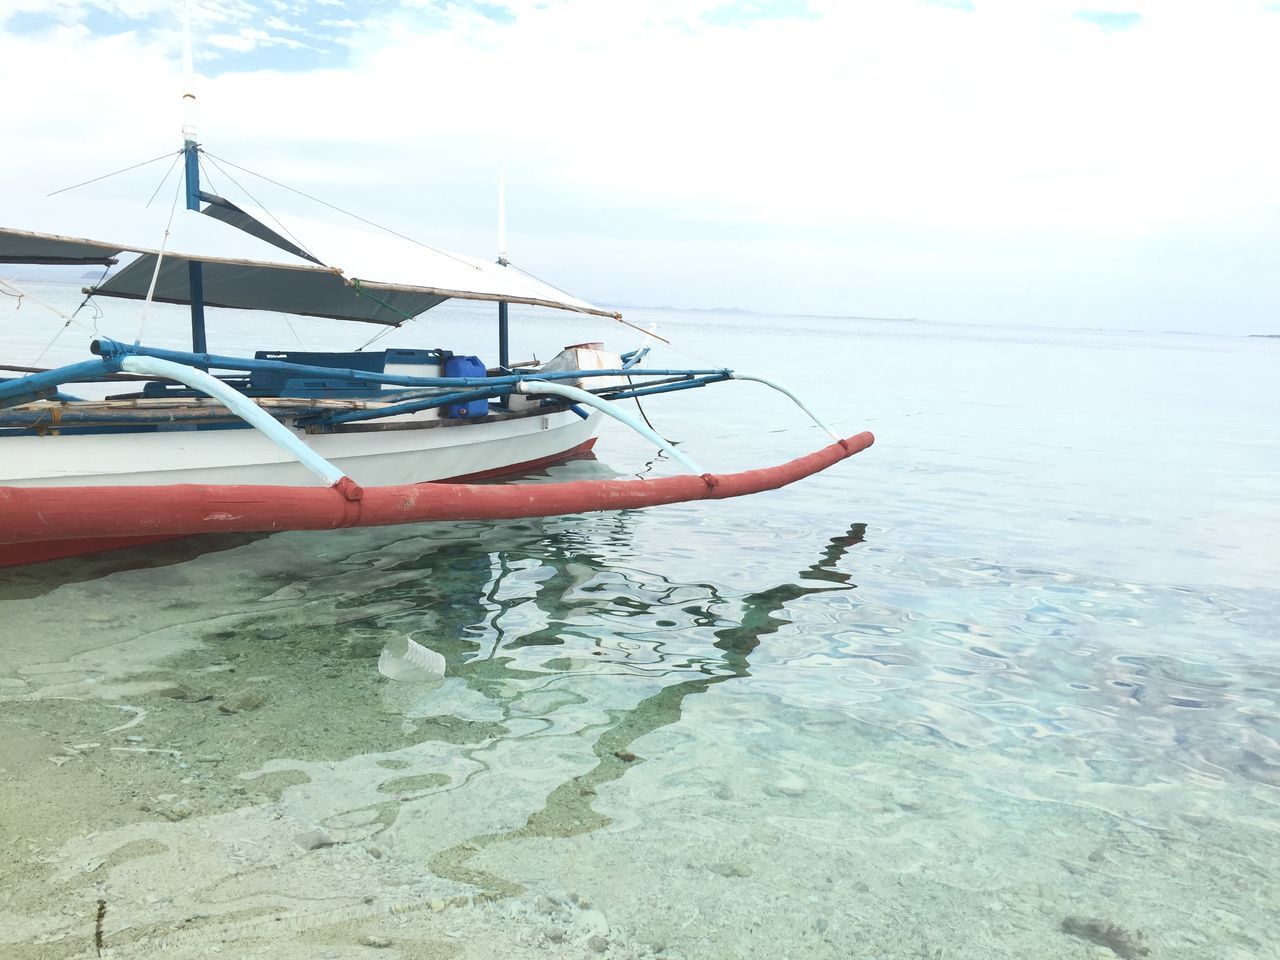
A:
[0,359,122,408]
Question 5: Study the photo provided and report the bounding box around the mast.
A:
[496,163,509,370]
[181,2,207,353]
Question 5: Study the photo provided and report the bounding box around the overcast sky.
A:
[2,0,1278,333]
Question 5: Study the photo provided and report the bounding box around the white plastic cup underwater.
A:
[378,635,446,682]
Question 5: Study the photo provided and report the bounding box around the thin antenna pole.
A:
[497,161,509,371]
[497,162,508,266]
[181,0,197,147]
[180,0,207,353]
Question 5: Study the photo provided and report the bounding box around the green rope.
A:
[351,279,418,325]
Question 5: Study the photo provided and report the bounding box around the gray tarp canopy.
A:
[0,228,121,266]
[99,253,446,324]
[0,211,618,326]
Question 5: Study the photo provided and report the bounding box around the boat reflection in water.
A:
[7,510,867,954]
[362,516,867,895]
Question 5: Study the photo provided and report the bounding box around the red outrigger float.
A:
[0,432,873,568]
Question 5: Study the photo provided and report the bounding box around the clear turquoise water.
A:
[1,287,1278,958]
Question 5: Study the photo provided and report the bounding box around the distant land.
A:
[615,304,919,322]
[0,266,104,282]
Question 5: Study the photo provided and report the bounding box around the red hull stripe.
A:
[0,432,872,563]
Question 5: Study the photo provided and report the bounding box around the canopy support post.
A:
[183,139,208,354]
[497,301,510,370]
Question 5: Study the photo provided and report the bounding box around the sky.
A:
[1,0,1278,333]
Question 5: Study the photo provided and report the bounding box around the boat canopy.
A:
[0,203,618,325]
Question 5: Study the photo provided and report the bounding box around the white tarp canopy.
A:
[0,200,618,326]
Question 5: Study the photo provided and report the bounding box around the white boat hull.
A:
[0,408,602,488]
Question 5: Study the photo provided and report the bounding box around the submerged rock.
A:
[218,690,267,714]
[295,829,334,851]
[1060,916,1150,958]
[773,775,808,797]
[159,799,194,822]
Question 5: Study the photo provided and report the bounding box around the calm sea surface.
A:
[1,283,1277,959]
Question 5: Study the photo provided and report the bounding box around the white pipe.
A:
[515,380,704,474]
[119,356,347,487]
[731,373,842,442]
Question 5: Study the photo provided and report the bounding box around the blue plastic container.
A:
[442,354,489,418]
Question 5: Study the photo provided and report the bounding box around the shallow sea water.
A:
[1,285,1278,959]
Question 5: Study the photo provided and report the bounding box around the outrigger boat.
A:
[0,109,872,569]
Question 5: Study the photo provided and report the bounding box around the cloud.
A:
[207,26,306,52]
[703,1,819,27]
[1,0,1278,331]
[1073,9,1142,31]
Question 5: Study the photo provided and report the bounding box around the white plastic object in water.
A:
[378,635,446,682]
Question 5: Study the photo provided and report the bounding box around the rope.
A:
[74,264,112,342]
[0,279,95,327]
[0,277,97,367]
[134,173,185,345]
[282,313,306,350]
[351,279,418,323]
[350,280,422,350]
[201,151,480,271]
[626,372,674,443]
[200,151,621,326]
[46,149,181,197]
[199,152,318,261]
[354,324,399,352]
[146,151,186,209]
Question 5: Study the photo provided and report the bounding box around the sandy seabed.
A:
[1,526,1277,960]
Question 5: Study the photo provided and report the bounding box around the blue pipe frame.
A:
[89,338,730,390]
[0,340,733,427]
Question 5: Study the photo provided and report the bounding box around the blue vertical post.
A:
[497,301,510,370]
[183,139,208,354]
